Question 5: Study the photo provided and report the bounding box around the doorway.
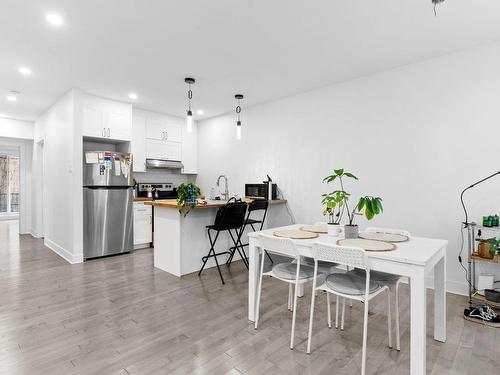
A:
[0,153,20,222]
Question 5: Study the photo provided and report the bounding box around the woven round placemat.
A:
[336,238,396,252]
[273,230,319,239]
[300,225,328,234]
[358,232,409,243]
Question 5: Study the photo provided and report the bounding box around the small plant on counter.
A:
[177,182,201,217]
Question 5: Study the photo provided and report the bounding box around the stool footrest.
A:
[202,251,232,262]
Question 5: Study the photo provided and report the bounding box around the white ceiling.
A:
[1,0,500,121]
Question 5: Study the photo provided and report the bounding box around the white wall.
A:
[33,90,83,263]
[197,42,500,296]
[0,118,34,140]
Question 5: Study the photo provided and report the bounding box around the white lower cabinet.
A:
[133,202,152,248]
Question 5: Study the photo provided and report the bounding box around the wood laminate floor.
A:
[0,220,499,375]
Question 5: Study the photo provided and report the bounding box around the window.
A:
[0,155,20,214]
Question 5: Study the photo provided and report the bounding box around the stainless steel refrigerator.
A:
[83,151,133,259]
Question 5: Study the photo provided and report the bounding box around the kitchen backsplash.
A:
[134,168,195,187]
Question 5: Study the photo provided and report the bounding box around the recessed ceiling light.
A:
[18,66,32,76]
[46,13,64,27]
[6,94,18,102]
[128,92,138,100]
[196,109,204,116]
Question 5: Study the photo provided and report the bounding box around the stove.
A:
[136,183,177,200]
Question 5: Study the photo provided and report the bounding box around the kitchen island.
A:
[145,199,289,277]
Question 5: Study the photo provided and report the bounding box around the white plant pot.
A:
[327,223,342,236]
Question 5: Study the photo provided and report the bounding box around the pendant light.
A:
[185,77,195,133]
[235,94,243,140]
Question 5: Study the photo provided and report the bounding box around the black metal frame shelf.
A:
[467,222,500,310]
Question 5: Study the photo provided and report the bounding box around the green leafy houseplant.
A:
[487,237,500,258]
[322,168,383,238]
[322,169,357,224]
[349,196,384,225]
[177,182,201,217]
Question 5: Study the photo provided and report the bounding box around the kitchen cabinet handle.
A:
[102,128,106,137]
[161,131,164,140]
[164,131,168,141]
[107,128,110,138]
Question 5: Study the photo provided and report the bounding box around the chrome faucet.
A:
[216,175,229,201]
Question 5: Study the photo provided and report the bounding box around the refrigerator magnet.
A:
[85,152,98,164]
[114,160,121,176]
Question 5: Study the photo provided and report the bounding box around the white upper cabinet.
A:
[181,120,198,174]
[82,94,132,141]
[146,139,182,161]
[130,108,196,173]
[132,112,147,172]
[145,114,182,142]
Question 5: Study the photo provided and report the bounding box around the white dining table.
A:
[247,224,448,375]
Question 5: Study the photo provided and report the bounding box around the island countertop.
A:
[144,198,287,209]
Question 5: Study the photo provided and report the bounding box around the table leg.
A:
[434,253,446,342]
[248,237,259,322]
[410,267,426,375]
[298,284,304,297]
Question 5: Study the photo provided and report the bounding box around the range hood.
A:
[146,159,184,169]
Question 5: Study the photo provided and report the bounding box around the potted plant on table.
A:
[345,195,384,239]
[322,168,383,238]
[322,169,356,235]
[177,182,201,217]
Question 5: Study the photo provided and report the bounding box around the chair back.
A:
[248,199,269,212]
[213,202,247,231]
[258,233,298,258]
[312,242,368,270]
[365,227,411,237]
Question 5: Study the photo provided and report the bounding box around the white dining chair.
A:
[306,242,391,375]
[362,226,411,351]
[254,233,315,349]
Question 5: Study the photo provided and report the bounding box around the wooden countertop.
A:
[144,198,287,209]
[133,197,153,202]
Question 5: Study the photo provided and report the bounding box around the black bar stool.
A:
[198,200,248,284]
[227,199,272,267]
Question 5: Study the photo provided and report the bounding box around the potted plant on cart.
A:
[487,237,500,261]
[177,182,201,217]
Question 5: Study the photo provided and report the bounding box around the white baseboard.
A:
[425,276,468,297]
[44,238,83,264]
[30,230,43,238]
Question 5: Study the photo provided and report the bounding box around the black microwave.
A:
[245,183,277,200]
